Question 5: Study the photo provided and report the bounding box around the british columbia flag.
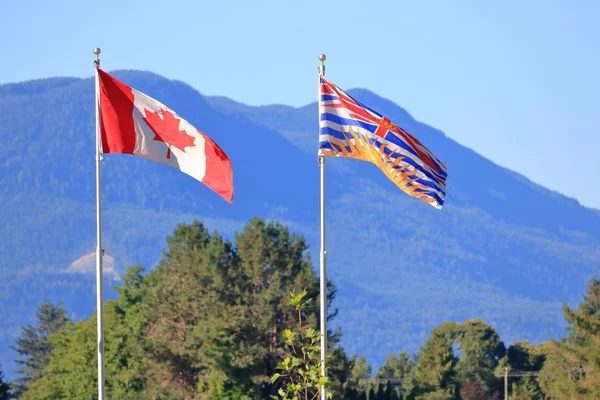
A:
[319,75,447,209]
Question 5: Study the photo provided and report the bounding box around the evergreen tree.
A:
[234,218,346,398]
[375,351,415,399]
[0,366,12,400]
[328,345,356,398]
[141,218,347,398]
[538,278,600,398]
[11,299,69,395]
[413,323,459,398]
[376,351,415,381]
[139,220,247,399]
[349,354,372,396]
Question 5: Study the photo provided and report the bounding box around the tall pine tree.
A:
[538,278,600,398]
[11,300,69,395]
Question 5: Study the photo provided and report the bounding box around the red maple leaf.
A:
[143,108,196,159]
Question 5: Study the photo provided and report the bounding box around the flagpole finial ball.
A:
[319,54,326,62]
[93,48,101,56]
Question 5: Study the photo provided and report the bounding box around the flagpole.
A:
[318,53,328,400]
[93,47,105,400]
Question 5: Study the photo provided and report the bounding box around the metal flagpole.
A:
[318,53,328,400]
[93,47,105,400]
[504,367,508,400]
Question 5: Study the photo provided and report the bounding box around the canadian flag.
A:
[96,68,233,203]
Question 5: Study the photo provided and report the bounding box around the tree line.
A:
[1,218,599,399]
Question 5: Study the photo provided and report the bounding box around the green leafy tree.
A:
[25,300,144,400]
[506,341,545,371]
[0,366,12,400]
[11,299,69,395]
[455,319,505,395]
[498,341,544,399]
[537,343,580,399]
[270,290,328,399]
[538,278,600,398]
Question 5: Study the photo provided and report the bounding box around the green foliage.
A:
[455,319,505,395]
[25,300,144,400]
[375,351,415,399]
[410,319,507,399]
[11,300,69,396]
[350,354,372,394]
[270,290,329,400]
[510,377,543,400]
[506,341,546,371]
[490,341,545,400]
[20,218,351,399]
[418,390,453,400]
[538,278,600,398]
[376,351,414,381]
[414,323,459,398]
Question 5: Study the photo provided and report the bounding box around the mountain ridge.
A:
[1,70,599,376]
[205,89,589,212]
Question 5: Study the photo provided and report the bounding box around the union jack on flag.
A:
[319,75,447,209]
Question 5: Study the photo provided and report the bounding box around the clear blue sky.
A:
[2,0,599,209]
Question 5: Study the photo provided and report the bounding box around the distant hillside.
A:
[1,71,599,377]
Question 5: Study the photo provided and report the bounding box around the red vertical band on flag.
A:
[201,134,234,203]
[97,68,136,154]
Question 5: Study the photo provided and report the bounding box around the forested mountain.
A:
[1,70,599,378]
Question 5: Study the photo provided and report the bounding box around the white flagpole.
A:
[93,47,105,400]
[318,53,328,400]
